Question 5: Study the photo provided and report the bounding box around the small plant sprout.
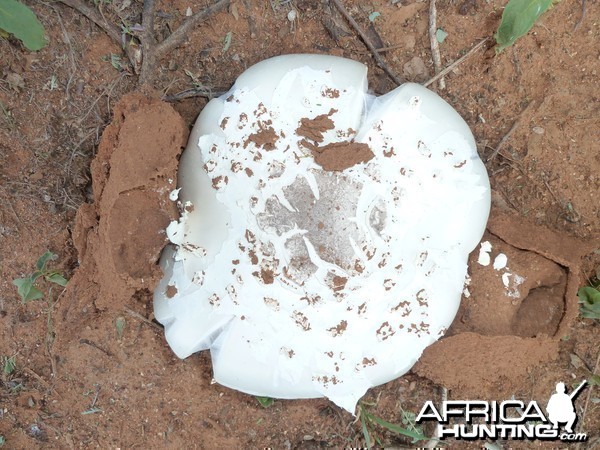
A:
[358,402,427,447]
[222,31,232,53]
[115,316,126,340]
[578,285,600,319]
[82,384,102,415]
[2,355,16,376]
[255,396,274,408]
[154,55,490,412]
[102,53,124,71]
[13,251,68,303]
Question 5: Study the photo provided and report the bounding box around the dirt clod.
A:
[58,93,187,337]
[310,141,375,171]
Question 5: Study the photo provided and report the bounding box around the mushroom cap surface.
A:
[154,54,490,412]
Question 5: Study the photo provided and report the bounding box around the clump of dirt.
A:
[296,109,337,142]
[415,333,559,398]
[57,93,188,342]
[414,207,592,399]
[307,141,375,171]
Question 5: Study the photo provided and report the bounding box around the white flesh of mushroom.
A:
[154,54,490,412]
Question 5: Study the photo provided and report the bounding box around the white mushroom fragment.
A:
[154,54,490,412]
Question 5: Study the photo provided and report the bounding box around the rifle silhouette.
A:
[569,380,587,400]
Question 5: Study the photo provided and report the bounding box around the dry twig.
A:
[487,100,536,162]
[487,120,519,162]
[48,4,78,100]
[574,0,586,31]
[423,38,489,88]
[330,0,404,86]
[58,0,141,71]
[162,88,226,103]
[124,307,163,331]
[58,0,230,83]
[579,350,600,438]
[428,0,445,89]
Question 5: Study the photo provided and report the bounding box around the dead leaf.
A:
[6,72,25,91]
[570,353,590,371]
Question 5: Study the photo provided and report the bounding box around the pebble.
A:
[402,56,429,82]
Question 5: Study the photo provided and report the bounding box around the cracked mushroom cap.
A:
[154,54,490,412]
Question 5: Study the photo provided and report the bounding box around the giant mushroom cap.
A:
[154,54,490,412]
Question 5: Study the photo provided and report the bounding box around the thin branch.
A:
[487,119,519,162]
[573,0,586,31]
[58,0,120,42]
[487,99,536,163]
[139,0,158,80]
[47,3,78,100]
[139,0,231,83]
[162,88,226,103]
[60,0,230,84]
[423,37,489,88]
[579,350,600,435]
[330,0,404,86]
[124,307,163,331]
[58,0,140,74]
[142,0,157,46]
[428,0,445,89]
[154,0,231,57]
[355,43,407,55]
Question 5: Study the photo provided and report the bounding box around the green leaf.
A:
[222,31,232,53]
[368,12,380,22]
[364,410,428,443]
[436,28,448,43]
[115,316,126,339]
[360,411,373,449]
[3,356,16,375]
[36,251,56,271]
[255,396,274,408]
[578,286,600,319]
[494,0,554,53]
[0,0,47,51]
[46,272,68,287]
[12,277,43,303]
[589,375,600,386]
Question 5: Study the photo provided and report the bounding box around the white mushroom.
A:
[154,54,490,412]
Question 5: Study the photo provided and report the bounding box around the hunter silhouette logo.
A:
[546,381,586,434]
[416,380,588,442]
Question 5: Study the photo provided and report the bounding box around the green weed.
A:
[115,316,126,340]
[495,0,555,53]
[12,251,68,304]
[358,402,428,448]
[2,355,16,375]
[222,31,232,53]
[0,0,47,51]
[255,396,274,408]
[0,101,15,129]
[102,53,124,71]
[578,286,600,319]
